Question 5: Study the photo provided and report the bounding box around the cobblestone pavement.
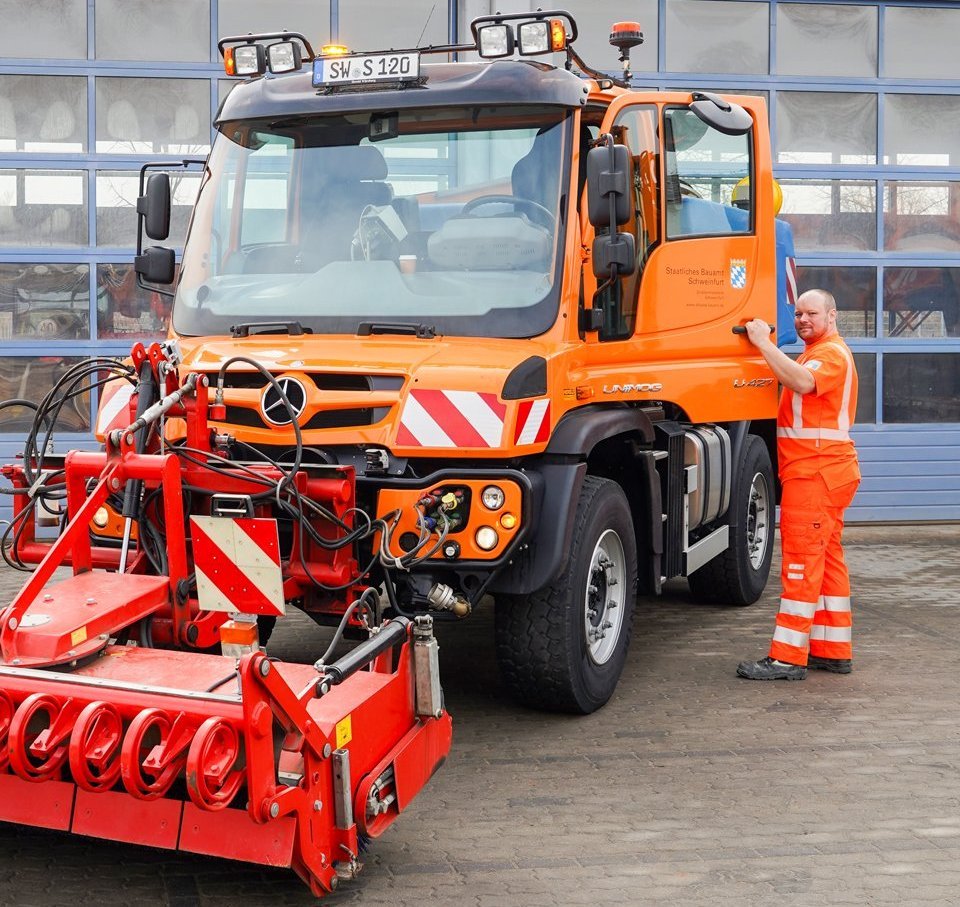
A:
[0,524,959,906]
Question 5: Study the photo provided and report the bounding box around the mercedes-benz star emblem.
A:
[261,376,307,426]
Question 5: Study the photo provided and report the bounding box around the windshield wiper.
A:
[357,322,436,338]
[230,321,312,338]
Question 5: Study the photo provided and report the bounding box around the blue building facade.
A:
[1,0,958,522]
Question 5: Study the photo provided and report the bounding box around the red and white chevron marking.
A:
[514,399,551,445]
[190,516,285,616]
[786,256,798,307]
[96,379,135,437]
[397,389,506,448]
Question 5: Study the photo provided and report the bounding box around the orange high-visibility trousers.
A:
[768,475,860,666]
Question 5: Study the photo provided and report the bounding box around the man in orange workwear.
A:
[737,288,860,680]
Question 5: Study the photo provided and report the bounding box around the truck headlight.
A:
[481,485,505,510]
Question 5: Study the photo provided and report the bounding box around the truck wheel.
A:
[494,476,637,714]
[687,434,773,605]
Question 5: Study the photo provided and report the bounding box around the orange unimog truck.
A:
[132,10,785,714]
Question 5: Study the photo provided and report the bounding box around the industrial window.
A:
[339,0,447,51]
[778,179,877,252]
[0,0,86,59]
[96,170,200,248]
[776,3,877,78]
[0,356,91,432]
[97,264,174,340]
[559,0,659,73]
[883,181,960,253]
[852,353,876,425]
[883,353,960,423]
[884,95,960,167]
[665,0,768,75]
[96,0,210,63]
[796,265,877,339]
[0,76,87,154]
[95,78,211,155]
[0,264,90,342]
[777,92,877,165]
[883,268,960,339]
[0,170,89,247]
[216,0,330,46]
[884,7,960,80]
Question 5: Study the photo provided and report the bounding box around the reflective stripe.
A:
[791,382,803,430]
[821,595,851,613]
[823,342,855,433]
[788,563,804,570]
[810,625,852,642]
[777,426,851,441]
[788,572,804,580]
[773,625,809,648]
[778,598,817,619]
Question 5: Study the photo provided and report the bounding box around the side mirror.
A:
[137,173,171,241]
[689,91,752,136]
[593,232,636,279]
[586,139,631,228]
[134,246,176,284]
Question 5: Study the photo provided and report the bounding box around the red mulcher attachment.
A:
[0,343,451,897]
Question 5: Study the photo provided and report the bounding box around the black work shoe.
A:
[807,656,852,674]
[736,656,806,681]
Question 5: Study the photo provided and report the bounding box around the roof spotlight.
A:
[267,41,302,74]
[477,24,514,58]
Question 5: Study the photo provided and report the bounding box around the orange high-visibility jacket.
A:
[776,332,860,490]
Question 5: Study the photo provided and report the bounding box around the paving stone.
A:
[0,525,958,904]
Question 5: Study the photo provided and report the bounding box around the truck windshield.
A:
[173,105,571,338]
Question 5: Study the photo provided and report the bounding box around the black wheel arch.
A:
[489,405,661,596]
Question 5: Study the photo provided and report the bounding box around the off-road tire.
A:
[494,476,638,714]
[688,434,774,605]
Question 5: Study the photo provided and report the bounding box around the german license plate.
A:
[313,52,420,87]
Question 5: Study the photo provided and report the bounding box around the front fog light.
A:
[475,526,499,551]
[481,485,505,510]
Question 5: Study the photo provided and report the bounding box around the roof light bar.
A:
[218,31,315,77]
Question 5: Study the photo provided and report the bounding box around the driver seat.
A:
[511,125,562,215]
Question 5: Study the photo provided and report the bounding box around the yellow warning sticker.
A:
[335,715,352,749]
[71,626,88,646]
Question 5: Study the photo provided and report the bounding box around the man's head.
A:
[794,288,838,345]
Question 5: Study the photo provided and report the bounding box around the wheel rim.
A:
[583,529,627,666]
[746,470,771,570]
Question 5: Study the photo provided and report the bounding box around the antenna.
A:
[416,4,436,46]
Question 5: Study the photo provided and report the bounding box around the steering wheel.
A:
[678,179,704,199]
[460,195,554,231]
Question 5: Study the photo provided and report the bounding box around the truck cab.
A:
[129,11,787,714]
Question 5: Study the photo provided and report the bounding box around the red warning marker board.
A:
[190,517,285,616]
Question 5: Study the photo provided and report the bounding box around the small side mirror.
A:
[137,173,172,241]
[593,232,636,279]
[689,91,752,136]
[586,140,631,228]
[134,246,175,284]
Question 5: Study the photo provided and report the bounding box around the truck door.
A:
[595,94,776,351]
